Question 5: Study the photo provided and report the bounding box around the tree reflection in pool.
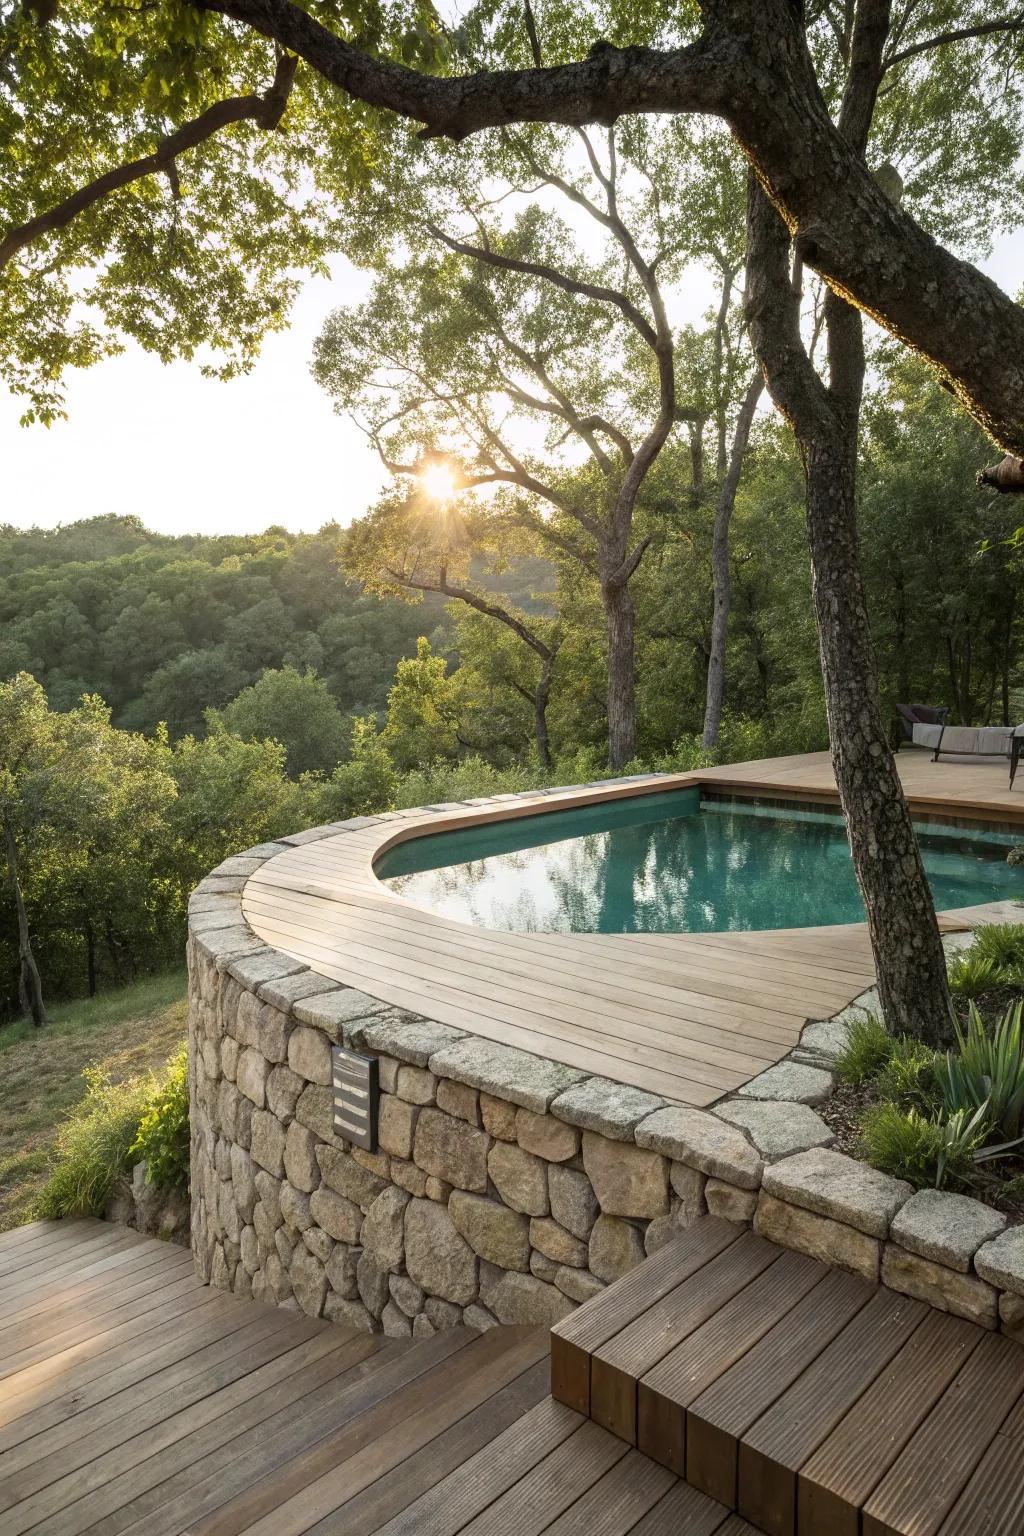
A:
[375,790,1021,935]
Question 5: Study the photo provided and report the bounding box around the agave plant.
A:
[938,1000,1024,1141]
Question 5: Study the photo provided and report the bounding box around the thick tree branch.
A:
[0,52,297,271]
[883,14,1024,72]
[425,220,658,348]
[387,565,557,660]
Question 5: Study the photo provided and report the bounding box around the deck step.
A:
[550,1215,1024,1536]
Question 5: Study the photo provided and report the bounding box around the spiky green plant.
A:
[947,952,999,998]
[938,1000,1024,1141]
[835,1013,892,1085]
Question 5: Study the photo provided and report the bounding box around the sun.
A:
[418,460,459,504]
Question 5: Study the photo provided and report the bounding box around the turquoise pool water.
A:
[375,789,1022,934]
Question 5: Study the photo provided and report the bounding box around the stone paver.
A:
[762,1148,912,1238]
[635,1106,763,1190]
[890,1188,1007,1273]
[550,1078,665,1141]
[714,1098,834,1162]
[736,1060,834,1105]
[975,1225,1024,1296]
[428,1038,587,1114]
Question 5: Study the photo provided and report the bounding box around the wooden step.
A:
[550,1215,1024,1536]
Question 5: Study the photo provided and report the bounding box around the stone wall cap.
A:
[890,1188,1007,1273]
[427,1037,587,1114]
[550,1078,664,1141]
[279,824,345,846]
[361,1014,465,1067]
[292,988,392,1033]
[192,874,247,895]
[714,1099,834,1162]
[792,1018,852,1067]
[189,907,247,940]
[762,1148,912,1238]
[634,1106,763,1190]
[206,931,265,967]
[238,841,292,860]
[189,892,245,916]
[736,1061,834,1105]
[257,971,339,1013]
[224,948,308,989]
[209,854,271,878]
[974,1225,1024,1294]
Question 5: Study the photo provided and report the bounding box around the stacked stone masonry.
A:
[187,810,1024,1337]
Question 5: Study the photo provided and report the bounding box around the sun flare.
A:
[418,461,458,504]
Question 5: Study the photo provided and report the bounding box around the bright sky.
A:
[2,225,1021,538]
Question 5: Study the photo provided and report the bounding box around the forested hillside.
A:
[0,517,453,736]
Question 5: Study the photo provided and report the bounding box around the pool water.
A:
[375,788,1022,934]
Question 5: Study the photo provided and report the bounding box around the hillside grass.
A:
[0,971,188,1231]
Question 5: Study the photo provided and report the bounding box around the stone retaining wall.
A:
[187,809,1024,1338]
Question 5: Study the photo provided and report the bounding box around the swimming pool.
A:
[375,788,1022,934]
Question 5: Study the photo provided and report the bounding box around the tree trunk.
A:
[534,652,555,770]
[84,916,97,998]
[604,580,637,771]
[703,372,763,749]
[804,431,951,1044]
[746,174,951,1045]
[2,815,46,1026]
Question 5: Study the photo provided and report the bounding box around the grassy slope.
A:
[0,972,188,1231]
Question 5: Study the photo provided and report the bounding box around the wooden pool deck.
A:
[8,1216,1024,1535]
[242,751,1024,1109]
[0,1219,753,1536]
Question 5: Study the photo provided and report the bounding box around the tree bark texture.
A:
[3,815,46,1026]
[747,176,951,1044]
[604,579,637,770]
[803,430,951,1043]
[703,371,763,749]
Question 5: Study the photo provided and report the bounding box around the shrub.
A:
[395,754,545,809]
[34,1067,156,1219]
[947,952,999,998]
[130,1044,190,1194]
[859,1102,987,1189]
[875,1035,940,1111]
[969,923,1024,973]
[836,1013,893,1084]
[938,1000,1024,1141]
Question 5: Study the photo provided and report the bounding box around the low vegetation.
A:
[830,928,1024,1206]
[0,972,187,1230]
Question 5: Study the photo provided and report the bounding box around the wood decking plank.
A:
[0,1248,195,1350]
[0,1314,311,1534]
[736,1287,927,1536]
[64,1335,390,1536]
[796,1309,981,1536]
[624,1478,733,1536]
[246,894,787,1073]
[98,1331,473,1536]
[304,1358,552,1536]
[550,1220,741,1415]
[861,1331,1024,1536]
[538,1445,677,1534]
[190,1327,547,1536]
[366,1392,583,1536]
[455,1418,629,1536]
[0,1266,200,1381]
[684,1267,873,1510]
[590,1231,779,1444]
[637,1249,825,1474]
